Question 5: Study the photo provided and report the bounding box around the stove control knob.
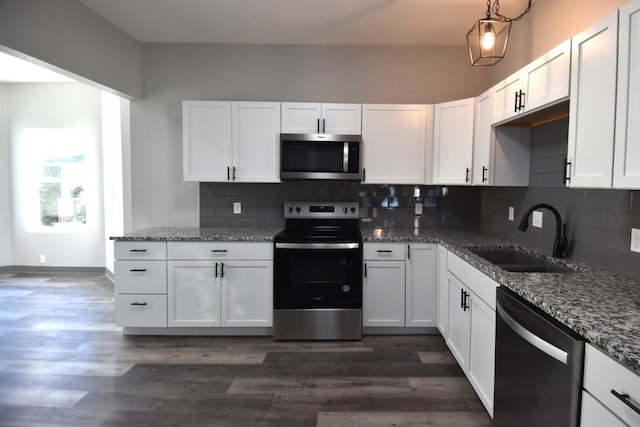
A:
[295,207,301,214]
[343,207,348,214]
[342,285,350,292]
[351,207,356,214]
[288,206,293,213]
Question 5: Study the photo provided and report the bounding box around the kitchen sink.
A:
[469,248,574,273]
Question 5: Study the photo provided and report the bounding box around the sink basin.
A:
[469,248,574,273]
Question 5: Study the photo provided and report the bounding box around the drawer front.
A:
[115,294,167,327]
[583,344,640,426]
[114,260,167,294]
[447,252,498,310]
[581,391,626,427]
[363,243,406,260]
[168,242,273,260]
[115,241,167,260]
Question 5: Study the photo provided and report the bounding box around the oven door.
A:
[274,242,362,309]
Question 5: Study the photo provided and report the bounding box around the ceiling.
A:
[78,0,531,46]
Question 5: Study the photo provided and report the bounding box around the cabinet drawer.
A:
[115,241,167,260]
[447,252,498,310]
[583,344,640,426]
[114,260,167,294]
[581,391,626,427]
[168,242,273,260]
[115,294,167,327]
[363,243,406,260]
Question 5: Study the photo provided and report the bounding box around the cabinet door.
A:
[468,295,496,417]
[220,261,273,327]
[446,273,470,371]
[432,98,475,185]
[405,244,437,327]
[281,103,322,133]
[232,102,280,183]
[523,39,571,113]
[613,0,640,188]
[436,246,449,337]
[168,261,220,327]
[182,101,232,182]
[363,260,405,327]
[321,103,362,134]
[567,12,618,188]
[362,104,427,184]
[492,72,524,125]
[472,90,493,185]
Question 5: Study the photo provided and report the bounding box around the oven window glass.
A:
[281,142,344,173]
[289,255,347,285]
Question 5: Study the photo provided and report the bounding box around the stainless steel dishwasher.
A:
[494,287,585,426]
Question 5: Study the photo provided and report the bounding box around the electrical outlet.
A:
[415,202,423,215]
[532,211,543,228]
[39,254,46,264]
[233,202,241,214]
[508,207,514,221]
[631,228,640,253]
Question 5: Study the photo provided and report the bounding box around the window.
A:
[21,129,88,231]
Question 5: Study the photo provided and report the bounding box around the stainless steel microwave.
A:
[280,133,362,181]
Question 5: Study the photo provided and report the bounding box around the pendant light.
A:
[467,0,533,66]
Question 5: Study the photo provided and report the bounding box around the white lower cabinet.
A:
[405,244,437,327]
[363,260,405,327]
[581,343,640,426]
[444,250,498,417]
[363,243,436,328]
[167,242,273,328]
[113,241,168,328]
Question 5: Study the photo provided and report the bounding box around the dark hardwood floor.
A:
[0,273,492,426]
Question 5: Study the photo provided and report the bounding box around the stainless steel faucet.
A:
[518,203,568,258]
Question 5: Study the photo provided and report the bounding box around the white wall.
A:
[130,43,493,229]
[8,83,106,267]
[0,0,141,99]
[0,83,10,266]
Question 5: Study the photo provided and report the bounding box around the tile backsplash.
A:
[481,118,640,281]
[200,182,481,230]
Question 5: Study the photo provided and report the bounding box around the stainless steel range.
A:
[273,201,362,340]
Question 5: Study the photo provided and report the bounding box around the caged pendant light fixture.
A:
[467,0,533,66]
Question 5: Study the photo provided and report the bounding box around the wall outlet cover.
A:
[39,254,46,264]
[532,211,543,228]
[233,202,242,214]
[508,207,515,221]
[631,228,640,253]
[415,202,423,215]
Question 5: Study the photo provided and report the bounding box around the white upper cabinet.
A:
[183,101,233,182]
[432,98,475,185]
[472,90,493,185]
[613,0,640,189]
[183,101,280,182]
[281,102,361,134]
[361,104,429,184]
[232,102,281,183]
[492,40,571,125]
[566,11,619,188]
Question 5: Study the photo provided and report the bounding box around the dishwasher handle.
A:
[497,301,569,365]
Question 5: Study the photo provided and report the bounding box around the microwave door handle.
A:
[343,143,349,173]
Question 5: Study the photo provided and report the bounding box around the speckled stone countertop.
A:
[363,227,640,376]
[112,226,640,375]
[110,227,282,242]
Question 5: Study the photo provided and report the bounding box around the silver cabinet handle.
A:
[497,302,569,365]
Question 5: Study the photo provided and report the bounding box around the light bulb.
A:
[482,24,495,50]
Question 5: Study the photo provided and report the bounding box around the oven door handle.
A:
[275,242,360,250]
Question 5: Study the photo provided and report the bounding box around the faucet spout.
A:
[517,203,568,258]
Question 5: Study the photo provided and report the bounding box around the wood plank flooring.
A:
[0,273,492,426]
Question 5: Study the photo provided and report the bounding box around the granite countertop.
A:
[363,227,640,376]
[112,226,640,375]
[110,227,282,242]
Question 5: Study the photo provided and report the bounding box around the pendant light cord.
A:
[491,0,533,22]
